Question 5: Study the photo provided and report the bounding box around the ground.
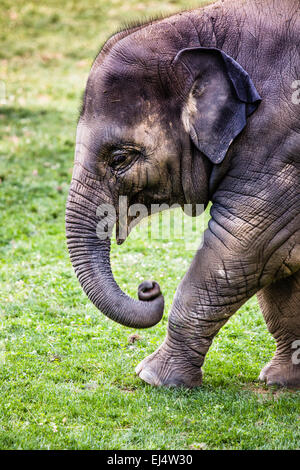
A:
[0,0,299,450]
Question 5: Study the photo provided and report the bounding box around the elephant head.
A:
[66,28,261,329]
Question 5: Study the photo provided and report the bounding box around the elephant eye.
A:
[111,151,127,168]
[110,146,141,172]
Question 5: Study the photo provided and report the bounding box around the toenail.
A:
[138,368,162,386]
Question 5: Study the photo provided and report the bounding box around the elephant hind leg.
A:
[257,270,300,388]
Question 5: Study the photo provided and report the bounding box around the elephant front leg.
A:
[136,232,262,387]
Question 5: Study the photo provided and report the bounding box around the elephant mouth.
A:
[116,215,136,245]
[114,188,188,245]
[115,193,150,245]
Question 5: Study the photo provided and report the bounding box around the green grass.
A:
[0,0,299,450]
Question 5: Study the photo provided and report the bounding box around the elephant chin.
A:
[66,180,164,329]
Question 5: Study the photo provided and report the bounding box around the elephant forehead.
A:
[102,114,171,150]
[131,116,171,148]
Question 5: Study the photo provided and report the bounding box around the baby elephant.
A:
[66,0,300,388]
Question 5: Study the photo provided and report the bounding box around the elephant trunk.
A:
[65,166,164,328]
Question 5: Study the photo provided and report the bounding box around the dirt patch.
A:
[243,382,299,398]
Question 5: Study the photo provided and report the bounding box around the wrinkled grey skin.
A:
[66,0,300,388]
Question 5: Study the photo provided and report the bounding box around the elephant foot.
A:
[259,359,300,389]
[135,341,203,388]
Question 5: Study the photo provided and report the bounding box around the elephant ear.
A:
[174,47,261,164]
